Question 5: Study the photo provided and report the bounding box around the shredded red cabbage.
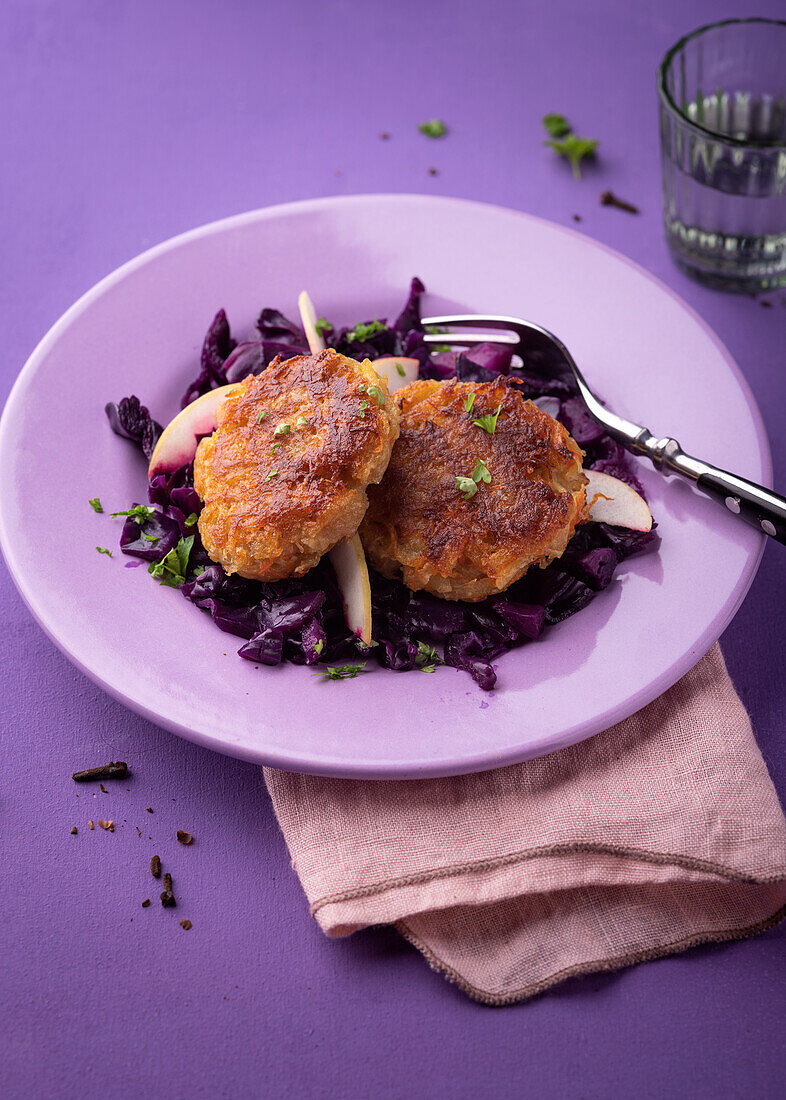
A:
[106,279,659,689]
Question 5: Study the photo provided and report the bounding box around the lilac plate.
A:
[0,196,769,778]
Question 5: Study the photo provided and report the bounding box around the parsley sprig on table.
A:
[542,114,599,179]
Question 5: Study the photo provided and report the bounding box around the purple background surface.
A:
[1,1,784,1097]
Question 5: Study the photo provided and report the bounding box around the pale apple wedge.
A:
[370,356,420,393]
[298,290,325,355]
[328,534,373,644]
[584,470,652,532]
[148,383,241,479]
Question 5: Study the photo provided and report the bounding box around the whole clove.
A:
[599,190,639,214]
[150,854,161,878]
[176,830,193,846]
[72,761,128,783]
[180,919,192,931]
[160,873,176,908]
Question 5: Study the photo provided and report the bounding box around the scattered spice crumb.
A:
[760,300,773,308]
[151,854,161,878]
[98,819,114,832]
[379,131,390,141]
[177,830,193,846]
[180,919,192,931]
[599,190,639,214]
[70,826,78,835]
[573,214,582,222]
[428,167,439,176]
[136,826,142,838]
[88,820,95,830]
[145,807,154,814]
[99,783,108,793]
[142,899,151,908]
[160,873,176,908]
[72,761,128,783]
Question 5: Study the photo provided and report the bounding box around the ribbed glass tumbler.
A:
[658,18,786,292]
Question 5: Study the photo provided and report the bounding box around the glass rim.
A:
[658,17,786,150]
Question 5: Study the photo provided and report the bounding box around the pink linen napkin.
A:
[264,645,786,1005]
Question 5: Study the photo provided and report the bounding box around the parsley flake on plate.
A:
[148,535,194,589]
[88,497,103,513]
[455,476,478,501]
[313,663,367,681]
[346,319,385,343]
[111,504,157,525]
[415,641,443,673]
[257,410,268,423]
[366,385,385,406]
[418,119,447,138]
[472,458,492,484]
[472,403,503,434]
[95,546,113,558]
[314,317,332,336]
[184,513,199,527]
[265,470,278,482]
[273,423,291,437]
[394,362,406,377]
[425,324,452,354]
[295,416,309,429]
[464,392,476,414]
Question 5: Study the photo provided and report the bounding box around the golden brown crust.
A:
[194,350,400,580]
[360,378,586,601]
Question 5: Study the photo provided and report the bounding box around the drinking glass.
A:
[658,18,786,292]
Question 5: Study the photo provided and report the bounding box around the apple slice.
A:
[370,356,419,393]
[298,290,325,355]
[328,534,373,644]
[148,383,240,480]
[584,470,652,532]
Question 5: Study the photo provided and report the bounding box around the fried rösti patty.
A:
[360,378,586,601]
[194,350,400,581]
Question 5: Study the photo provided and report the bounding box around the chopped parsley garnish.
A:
[464,392,476,413]
[270,443,283,454]
[455,458,491,500]
[359,400,369,418]
[366,385,385,406]
[273,423,291,437]
[545,134,599,180]
[455,476,478,501]
[472,458,492,484]
[543,113,570,137]
[142,532,159,542]
[425,324,452,354]
[313,663,367,681]
[184,513,198,527]
[111,504,157,525]
[265,470,279,482]
[418,119,447,138]
[295,416,309,429]
[313,639,324,656]
[346,319,385,343]
[395,361,406,377]
[415,641,443,674]
[314,317,332,336]
[88,497,103,513]
[95,546,113,557]
[257,410,268,423]
[148,535,194,588]
[472,403,503,434]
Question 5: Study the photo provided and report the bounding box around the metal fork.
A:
[422,314,786,545]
